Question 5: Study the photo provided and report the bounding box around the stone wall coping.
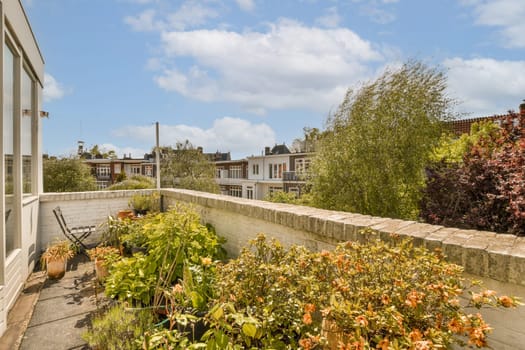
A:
[160,188,525,286]
[39,189,155,202]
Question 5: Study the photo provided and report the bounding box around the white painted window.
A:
[295,158,311,175]
[97,166,111,177]
[229,185,242,197]
[131,165,141,175]
[230,165,242,179]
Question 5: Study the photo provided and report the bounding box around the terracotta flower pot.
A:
[94,258,109,281]
[117,209,134,220]
[46,258,67,279]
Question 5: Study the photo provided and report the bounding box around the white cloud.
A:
[463,0,525,48]
[444,57,525,116]
[99,143,149,159]
[315,7,342,28]
[360,3,396,24]
[43,73,66,102]
[154,19,383,113]
[124,1,218,32]
[113,117,276,157]
[236,0,255,12]
[124,9,164,32]
[166,1,218,31]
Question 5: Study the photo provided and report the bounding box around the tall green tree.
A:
[43,156,97,192]
[311,61,457,219]
[160,141,219,193]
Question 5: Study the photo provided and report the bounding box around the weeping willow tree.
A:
[311,61,457,219]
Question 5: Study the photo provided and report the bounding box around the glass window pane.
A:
[4,43,15,254]
[22,68,33,194]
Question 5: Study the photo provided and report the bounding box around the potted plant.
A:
[87,246,121,282]
[41,240,75,279]
[128,192,160,216]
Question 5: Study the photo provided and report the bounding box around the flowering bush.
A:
[190,233,519,349]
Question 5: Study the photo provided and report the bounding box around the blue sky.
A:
[22,0,525,159]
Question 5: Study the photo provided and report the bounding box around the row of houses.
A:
[82,141,313,200]
[215,144,313,200]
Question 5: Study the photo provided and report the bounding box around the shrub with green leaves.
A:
[83,304,156,350]
[183,234,519,350]
[104,204,226,306]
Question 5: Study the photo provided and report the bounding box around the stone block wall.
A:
[38,190,154,253]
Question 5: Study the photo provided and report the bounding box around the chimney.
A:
[77,140,84,156]
[264,146,271,156]
[520,100,525,117]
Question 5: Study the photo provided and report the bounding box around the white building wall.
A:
[0,0,45,337]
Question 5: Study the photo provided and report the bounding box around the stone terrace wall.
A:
[38,190,154,253]
[161,189,525,349]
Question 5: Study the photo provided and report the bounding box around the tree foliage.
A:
[290,127,323,153]
[420,113,525,234]
[311,61,455,219]
[106,175,155,190]
[43,156,97,192]
[160,141,219,194]
[86,144,117,159]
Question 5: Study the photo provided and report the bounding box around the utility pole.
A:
[155,122,160,190]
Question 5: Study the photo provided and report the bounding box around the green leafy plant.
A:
[41,240,75,268]
[82,303,156,350]
[104,204,226,306]
[129,192,160,215]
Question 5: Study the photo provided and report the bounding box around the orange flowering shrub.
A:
[199,235,518,350]
[148,233,520,349]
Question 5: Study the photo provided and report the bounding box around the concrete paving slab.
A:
[20,310,91,350]
[15,254,104,350]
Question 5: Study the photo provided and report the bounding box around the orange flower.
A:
[299,338,312,350]
[468,327,487,347]
[201,257,212,266]
[414,340,432,350]
[482,289,497,297]
[409,329,422,342]
[471,292,483,305]
[405,290,425,308]
[381,294,391,305]
[498,295,514,308]
[321,307,332,317]
[304,303,316,313]
[448,298,460,307]
[172,284,183,294]
[376,337,389,350]
[355,315,368,327]
[320,250,332,259]
[303,312,313,325]
[447,317,464,333]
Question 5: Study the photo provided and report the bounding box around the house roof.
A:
[271,144,291,155]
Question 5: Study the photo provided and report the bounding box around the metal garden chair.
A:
[52,206,95,252]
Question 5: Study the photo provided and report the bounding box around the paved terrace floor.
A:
[0,254,104,350]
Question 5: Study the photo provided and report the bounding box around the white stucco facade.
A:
[0,0,44,336]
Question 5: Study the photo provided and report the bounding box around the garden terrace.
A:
[37,188,525,348]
